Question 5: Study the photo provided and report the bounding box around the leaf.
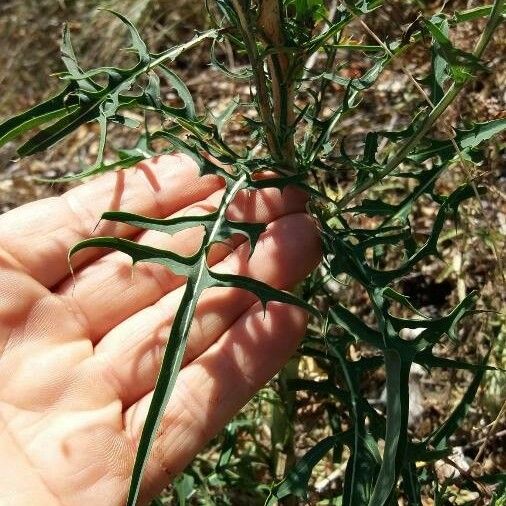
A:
[68,236,197,277]
[215,96,240,134]
[17,11,152,160]
[453,5,496,23]
[209,271,321,318]
[382,287,429,319]
[2,16,218,179]
[16,70,137,159]
[210,40,253,80]
[60,24,100,92]
[347,198,398,217]
[415,350,497,373]
[127,280,202,506]
[68,172,320,506]
[100,210,267,251]
[215,421,246,471]
[266,435,348,504]
[328,304,384,349]
[410,291,478,351]
[173,473,195,506]
[423,17,486,82]
[458,118,506,149]
[351,185,479,287]
[322,54,389,91]
[411,118,506,163]
[0,83,79,148]
[99,9,150,65]
[117,132,156,160]
[343,432,382,505]
[151,131,232,179]
[152,65,196,120]
[427,351,490,448]
[367,350,410,506]
[428,17,450,103]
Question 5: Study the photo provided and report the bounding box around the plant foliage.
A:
[1,0,504,504]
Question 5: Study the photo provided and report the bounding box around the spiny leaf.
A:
[410,291,478,352]
[100,210,267,251]
[427,352,490,448]
[82,170,318,504]
[415,350,498,372]
[145,65,196,120]
[424,17,487,82]
[411,118,506,162]
[215,96,241,134]
[458,118,506,149]
[68,236,197,276]
[0,83,79,148]
[60,24,100,92]
[335,185,483,287]
[322,54,389,91]
[266,434,349,504]
[347,198,398,217]
[2,20,218,176]
[99,9,150,65]
[127,278,204,506]
[328,304,384,348]
[367,350,409,506]
[210,39,253,80]
[209,270,320,318]
[382,287,429,319]
[428,17,450,103]
[17,70,137,159]
[452,4,497,23]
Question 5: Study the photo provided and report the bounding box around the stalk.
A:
[230,0,282,161]
[258,0,296,169]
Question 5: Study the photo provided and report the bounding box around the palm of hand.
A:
[0,155,320,506]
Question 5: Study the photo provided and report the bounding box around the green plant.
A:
[1,1,504,505]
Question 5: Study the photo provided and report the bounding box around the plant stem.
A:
[258,0,296,169]
[473,0,504,58]
[229,0,282,161]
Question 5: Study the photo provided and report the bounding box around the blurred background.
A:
[0,1,504,503]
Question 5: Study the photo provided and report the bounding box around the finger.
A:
[57,185,308,341]
[124,301,307,502]
[92,213,320,406]
[0,155,223,288]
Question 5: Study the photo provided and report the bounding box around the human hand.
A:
[0,155,320,505]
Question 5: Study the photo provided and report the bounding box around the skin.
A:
[0,154,321,505]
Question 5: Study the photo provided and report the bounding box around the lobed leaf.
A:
[266,434,349,504]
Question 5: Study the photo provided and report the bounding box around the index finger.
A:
[0,154,223,288]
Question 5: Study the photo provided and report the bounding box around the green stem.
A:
[126,174,248,505]
[274,357,299,506]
